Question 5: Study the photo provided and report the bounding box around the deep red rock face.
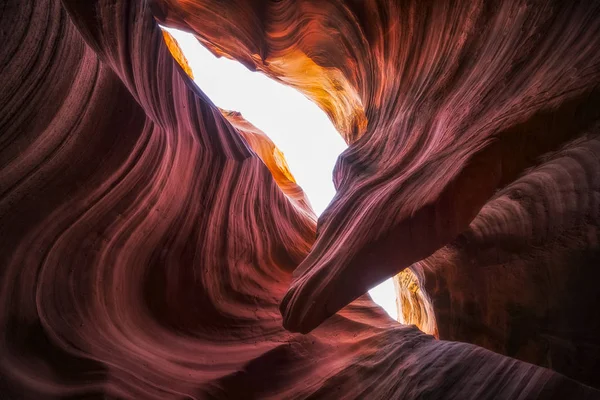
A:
[1,0,599,399]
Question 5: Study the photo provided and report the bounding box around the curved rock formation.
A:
[414,134,600,388]
[152,0,600,338]
[1,0,599,398]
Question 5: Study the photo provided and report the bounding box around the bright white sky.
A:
[165,28,398,321]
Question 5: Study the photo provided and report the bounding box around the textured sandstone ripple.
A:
[152,0,600,340]
[0,0,599,398]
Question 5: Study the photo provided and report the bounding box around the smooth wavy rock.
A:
[1,0,600,399]
[412,133,600,388]
[151,0,600,336]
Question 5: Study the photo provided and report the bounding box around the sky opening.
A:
[164,28,398,321]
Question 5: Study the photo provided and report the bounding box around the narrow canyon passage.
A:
[2,0,600,398]
[164,28,399,320]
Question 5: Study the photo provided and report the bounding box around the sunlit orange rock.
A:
[162,30,195,79]
[394,269,438,338]
[150,0,369,142]
[1,0,599,398]
[219,109,316,218]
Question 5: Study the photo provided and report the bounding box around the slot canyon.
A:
[1,0,599,398]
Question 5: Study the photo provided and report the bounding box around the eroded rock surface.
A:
[153,0,600,340]
[1,0,599,398]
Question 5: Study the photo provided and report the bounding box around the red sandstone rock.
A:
[1,0,599,398]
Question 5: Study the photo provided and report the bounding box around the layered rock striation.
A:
[1,0,599,398]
